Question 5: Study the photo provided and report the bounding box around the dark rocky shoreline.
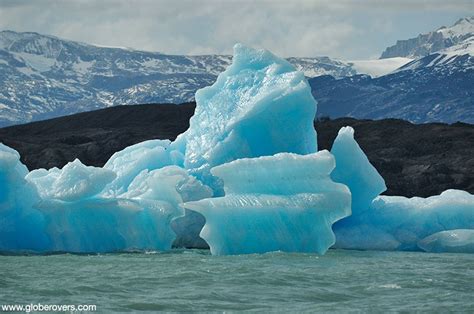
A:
[0,102,472,197]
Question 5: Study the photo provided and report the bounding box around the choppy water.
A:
[0,249,473,312]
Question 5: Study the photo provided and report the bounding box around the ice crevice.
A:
[1,44,473,255]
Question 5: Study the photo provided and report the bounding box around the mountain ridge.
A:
[0,30,360,126]
[1,16,473,126]
[381,17,473,59]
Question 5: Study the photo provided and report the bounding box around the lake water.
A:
[1,249,473,312]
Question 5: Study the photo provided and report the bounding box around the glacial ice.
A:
[172,43,321,249]
[0,146,203,253]
[334,190,474,251]
[35,197,179,253]
[1,43,473,255]
[326,128,473,252]
[330,126,386,216]
[185,151,351,255]
[0,143,49,251]
[180,43,317,194]
[102,139,184,196]
[418,229,474,253]
[329,126,390,249]
[26,159,116,202]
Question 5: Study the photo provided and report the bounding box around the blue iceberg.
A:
[0,43,473,255]
[330,126,386,216]
[330,128,474,252]
[180,44,317,194]
[185,151,351,255]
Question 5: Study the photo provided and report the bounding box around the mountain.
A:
[0,30,360,127]
[0,103,472,197]
[1,17,472,126]
[381,17,473,58]
[311,18,474,124]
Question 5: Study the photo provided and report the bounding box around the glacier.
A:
[0,43,473,255]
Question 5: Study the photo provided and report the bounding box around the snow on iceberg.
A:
[418,229,474,253]
[181,43,317,194]
[185,151,351,255]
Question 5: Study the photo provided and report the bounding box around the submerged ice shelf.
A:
[1,44,473,255]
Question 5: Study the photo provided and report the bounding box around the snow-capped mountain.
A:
[0,30,361,126]
[381,17,473,59]
[395,36,474,72]
[1,16,472,127]
[308,17,474,124]
[311,31,474,124]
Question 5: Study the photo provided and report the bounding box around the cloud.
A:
[0,0,472,59]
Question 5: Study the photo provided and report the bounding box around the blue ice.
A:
[180,44,317,194]
[185,151,351,255]
[0,143,49,252]
[330,128,474,251]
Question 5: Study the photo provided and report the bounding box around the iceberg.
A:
[180,44,317,194]
[1,43,473,255]
[121,165,213,249]
[418,229,474,253]
[335,190,474,251]
[329,126,390,249]
[0,145,206,253]
[330,126,386,216]
[328,128,474,252]
[185,151,351,255]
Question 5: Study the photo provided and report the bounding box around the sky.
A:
[0,0,473,60]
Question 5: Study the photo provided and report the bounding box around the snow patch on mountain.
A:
[349,57,413,77]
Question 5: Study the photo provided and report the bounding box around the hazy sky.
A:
[0,0,473,59]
